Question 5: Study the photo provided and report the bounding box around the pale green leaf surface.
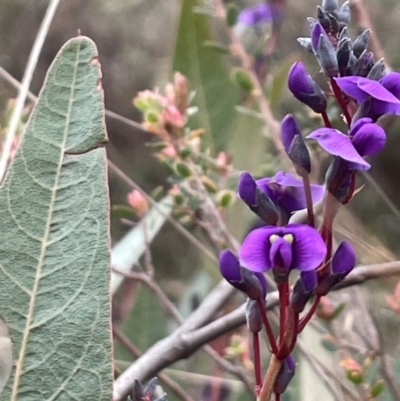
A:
[111,195,173,294]
[172,0,240,153]
[0,36,112,400]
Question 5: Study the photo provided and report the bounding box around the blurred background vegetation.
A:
[2,1,400,400]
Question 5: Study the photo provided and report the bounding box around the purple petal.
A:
[331,241,356,276]
[300,270,317,292]
[311,22,328,52]
[281,114,301,152]
[288,62,314,96]
[283,224,326,271]
[307,128,370,168]
[358,79,400,103]
[219,249,241,281]
[269,237,293,268]
[371,99,400,116]
[238,172,257,205]
[240,226,279,272]
[335,76,370,103]
[352,123,386,156]
[380,72,400,99]
[350,117,373,135]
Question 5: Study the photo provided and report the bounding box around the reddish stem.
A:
[302,174,315,227]
[298,295,321,333]
[330,78,352,126]
[321,110,332,128]
[287,312,299,354]
[257,298,278,354]
[253,332,262,392]
[275,393,281,401]
[278,282,289,349]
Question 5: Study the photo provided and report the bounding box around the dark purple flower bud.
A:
[274,356,296,394]
[336,38,351,76]
[367,59,386,81]
[238,172,279,225]
[322,0,338,13]
[316,32,339,77]
[238,3,272,25]
[239,224,326,277]
[281,114,311,175]
[290,270,317,313]
[339,26,350,42]
[311,22,329,52]
[317,241,356,295]
[337,1,351,27]
[352,29,371,58]
[219,249,267,299]
[246,299,263,332]
[288,61,327,113]
[328,13,340,34]
[317,6,331,30]
[256,171,324,219]
[356,51,374,77]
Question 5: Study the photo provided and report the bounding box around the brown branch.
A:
[113,327,196,401]
[113,261,400,400]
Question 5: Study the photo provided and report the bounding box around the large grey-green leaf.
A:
[172,0,240,153]
[0,36,112,400]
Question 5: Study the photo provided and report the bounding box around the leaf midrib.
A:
[11,41,82,401]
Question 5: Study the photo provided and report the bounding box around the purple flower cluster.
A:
[218,0,397,397]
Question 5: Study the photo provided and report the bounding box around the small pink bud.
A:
[162,105,185,130]
[161,145,178,159]
[341,358,364,384]
[127,190,149,217]
[173,72,189,113]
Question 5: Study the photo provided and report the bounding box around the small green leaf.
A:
[226,4,239,27]
[0,36,112,400]
[176,162,192,177]
[321,338,338,352]
[370,380,385,398]
[231,68,254,92]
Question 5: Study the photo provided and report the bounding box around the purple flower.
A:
[219,249,267,299]
[256,171,324,214]
[307,118,386,171]
[238,3,272,25]
[288,62,327,113]
[335,74,400,119]
[239,224,326,275]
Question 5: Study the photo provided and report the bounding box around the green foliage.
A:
[172,0,240,153]
[0,37,112,400]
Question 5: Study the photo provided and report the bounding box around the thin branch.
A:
[112,266,254,393]
[0,0,62,182]
[113,261,400,400]
[113,327,197,401]
[108,159,217,263]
